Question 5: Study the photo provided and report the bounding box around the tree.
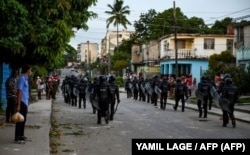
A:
[133,9,158,42]
[105,0,131,49]
[210,17,234,34]
[0,0,97,69]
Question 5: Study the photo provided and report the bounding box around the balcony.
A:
[163,49,196,59]
[236,46,250,61]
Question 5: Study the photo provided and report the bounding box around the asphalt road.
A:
[51,91,250,155]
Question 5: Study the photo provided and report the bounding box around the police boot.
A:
[203,113,207,118]
[232,119,236,128]
[199,110,202,118]
[84,101,86,109]
[163,102,166,110]
[223,118,229,127]
[110,114,113,121]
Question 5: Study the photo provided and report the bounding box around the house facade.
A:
[131,40,160,79]
[159,33,234,83]
[234,22,250,70]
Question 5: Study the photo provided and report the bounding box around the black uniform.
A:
[139,78,146,102]
[125,78,132,98]
[173,78,188,112]
[220,78,239,128]
[108,75,120,121]
[206,76,216,110]
[94,75,112,124]
[197,76,211,118]
[151,75,161,106]
[78,78,87,109]
[89,77,99,114]
[160,77,170,110]
[132,77,139,100]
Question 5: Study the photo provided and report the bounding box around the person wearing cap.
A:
[5,70,18,123]
[36,76,42,99]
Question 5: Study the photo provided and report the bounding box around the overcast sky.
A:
[69,0,250,50]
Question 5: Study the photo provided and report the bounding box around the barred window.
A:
[204,38,214,49]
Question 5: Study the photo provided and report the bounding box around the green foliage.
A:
[0,0,97,69]
[206,51,250,95]
[115,76,124,87]
[105,0,131,29]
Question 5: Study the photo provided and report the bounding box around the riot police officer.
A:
[139,77,146,102]
[93,75,112,124]
[108,75,120,121]
[196,76,211,118]
[151,75,161,106]
[125,78,132,98]
[205,76,216,110]
[220,77,239,128]
[173,78,188,112]
[89,77,99,114]
[78,77,88,109]
[132,76,139,100]
[160,77,170,110]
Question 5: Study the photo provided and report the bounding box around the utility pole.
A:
[108,36,111,75]
[87,41,90,77]
[174,1,178,78]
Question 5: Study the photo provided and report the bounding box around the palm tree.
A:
[105,0,131,50]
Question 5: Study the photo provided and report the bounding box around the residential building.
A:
[159,33,234,83]
[76,41,99,77]
[77,41,99,64]
[101,30,134,57]
[131,40,160,79]
[234,21,250,70]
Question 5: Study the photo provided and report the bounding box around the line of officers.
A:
[124,74,239,128]
[61,75,120,125]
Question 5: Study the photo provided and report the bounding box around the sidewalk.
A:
[0,98,51,155]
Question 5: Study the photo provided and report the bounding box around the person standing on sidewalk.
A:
[5,70,18,123]
[15,64,31,143]
[36,76,42,99]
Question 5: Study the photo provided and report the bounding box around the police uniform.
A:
[196,76,211,118]
[173,78,188,112]
[221,78,239,128]
[108,75,120,121]
[94,75,112,124]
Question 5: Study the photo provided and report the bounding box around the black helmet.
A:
[109,75,115,82]
[225,78,233,84]
[176,78,181,83]
[99,75,106,82]
[223,73,231,80]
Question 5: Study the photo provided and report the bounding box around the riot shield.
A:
[219,98,231,113]
[145,82,153,96]
[210,86,220,107]
[90,95,100,110]
[140,84,146,96]
[154,85,162,98]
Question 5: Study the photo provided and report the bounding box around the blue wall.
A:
[160,59,208,83]
[0,63,11,110]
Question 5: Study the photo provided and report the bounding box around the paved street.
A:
[50,91,250,155]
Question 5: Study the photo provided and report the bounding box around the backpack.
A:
[176,84,185,96]
[78,83,86,94]
[223,84,238,103]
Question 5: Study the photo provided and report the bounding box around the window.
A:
[226,39,233,52]
[119,34,122,38]
[204,38,214,49]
